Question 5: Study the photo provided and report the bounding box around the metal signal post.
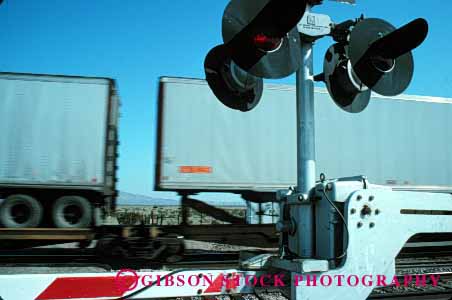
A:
[294,4,316,258]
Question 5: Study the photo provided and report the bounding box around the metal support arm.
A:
[291,180,452,300]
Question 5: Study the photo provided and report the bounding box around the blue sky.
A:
[1,0,451,198]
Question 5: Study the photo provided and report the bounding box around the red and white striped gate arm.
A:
[0,269,255,300]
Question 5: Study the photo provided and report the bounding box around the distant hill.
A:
[117,191,246,207]
[117,192,179,206]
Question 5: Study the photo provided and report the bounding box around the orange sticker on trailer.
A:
[179,166,212,174]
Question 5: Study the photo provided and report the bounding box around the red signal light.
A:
[253,33,283,52]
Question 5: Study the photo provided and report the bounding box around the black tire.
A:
[0,194,43,228]
[52,196,92,228]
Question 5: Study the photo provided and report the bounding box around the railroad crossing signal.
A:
[204,0,307,111]
[205,0,428,113]
[322,18,429,112]
[202,2,434,295]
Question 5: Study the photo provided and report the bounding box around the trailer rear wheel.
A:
[0,194,43,228]
[52,196,92,228]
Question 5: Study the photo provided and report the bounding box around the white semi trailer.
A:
[0,72,120,228]
[156,76,452,205]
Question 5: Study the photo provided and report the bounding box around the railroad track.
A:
[370,287,452,299]
[1,246,451,267]
[398,242,452,259]
[369,267,452,299]
[397,258,452,270]
[0,248,240,270]
[0,224,279,249]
